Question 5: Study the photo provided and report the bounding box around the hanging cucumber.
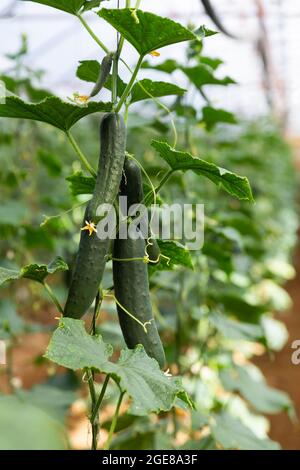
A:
[119,158,160,263]
[200,0,237,39]
[113,158,166,368]
[64,113,126,319]
[90,53,114,98]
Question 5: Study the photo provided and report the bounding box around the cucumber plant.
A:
[0,0,297,452]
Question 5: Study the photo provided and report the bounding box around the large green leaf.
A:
[18,385,76,421]
[212,412,280,450]
[107,347,182,416]
[141,59,179,74]
[220,367,293,415]
[209,312,264,342]
[0,75,51,102]
[76,60,127,97]
[45,318,185,416]
[200,56,223,70]
[151,141,253,201]
[201,106,237,131]
[45,318,113,370]
[0,300,33,339]
[181,65,236,88]
[130,79,186,104]
[0,256,68,287]
[0,200,28,226]
[98,9,196,56]
[0,395,67,450]
[142,56,222,75]
[149,240,194,275]
[24,0,103,15]
[66,171,95,196]
[0,268,20,287]
[211,290,267,322]
[0,96,111,132]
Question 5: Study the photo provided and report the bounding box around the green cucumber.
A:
[120,158,160,264]
[90,53,114,98]
[64,113,126,319]
[113,158,166,368]
[201,0,236,39]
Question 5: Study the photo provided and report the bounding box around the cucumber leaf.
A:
[0,300,34,339]
[0,395,67,450]
[66,171,95,196]
[0,96,112,132]
[130,79,186,104]
[200,56,223,70]
[181,64,236,88]
[98,9,196,56]
[196,25,218,39]
[212,412,280,450]
[45,318,113,370]
[81,1,106,13]
[45,318,187,416]
[209,312,264,342]
[201,106,237,131]
[107,347,183,416]
[149,240,194,275]
[141,59,179,74]
[220,366,294,415]
[18,385,76,421]
[151,141,253,202]
[24,0,104,15]
[0,256,68,287]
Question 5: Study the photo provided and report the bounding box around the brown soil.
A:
[255,244,300,449]
[0,332,50,392]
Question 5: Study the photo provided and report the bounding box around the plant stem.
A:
[43,282,64,314]
[90,374,110,423]
[90,289,103,335]
[111,0,120,105]
[66,130,97,178]
[144,170,174,206]
[173,273,185,440]
[87,371,98,450]
[115,55,143,112]
[77,15,109,54]
[124,103,129,124]
[87,290,107,450]
[135,0,142,8]
[104,391,125,450]
[88,371,97,404]
[112,53,118,106]
[155,170,174,194]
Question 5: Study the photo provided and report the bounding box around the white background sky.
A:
[0,0,299,133]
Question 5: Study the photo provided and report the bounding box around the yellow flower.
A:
[149,50,160,57]
[81,220,97,236]
[77,94,90,103]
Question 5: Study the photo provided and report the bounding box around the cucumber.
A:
[120,158,160,264]
[90,53,114,98]
[113,158,166,368]
[64,113,126,319]
[200,0,236,39]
